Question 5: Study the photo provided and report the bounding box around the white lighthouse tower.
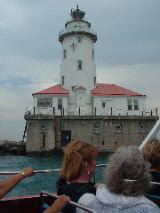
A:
[59,6,97,115]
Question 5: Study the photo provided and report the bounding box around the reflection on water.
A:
[0,154,109,197]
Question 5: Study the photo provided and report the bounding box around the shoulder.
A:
[73,182,96,197]
[139,197,160,212]
[56,177,67,187]
[83,182,96,193]
[140,203,160,213]
[78,193,96,206]
[76,193,96,213]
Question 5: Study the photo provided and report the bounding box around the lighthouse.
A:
[57,7,146,116]
[59,6,97,115]
[31,6,146,117]
[24,6,157,154]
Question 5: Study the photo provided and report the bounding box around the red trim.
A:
[91,83,145,97]
[32,84,69,96]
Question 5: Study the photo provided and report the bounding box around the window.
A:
[127,99,139,111]
[94,76,96,86]
[94,122,101,128]
[102,102,106,108]
[92,49,94,60]
[139,122,144,129]
[78,36,82,42]
[58,98,62,110]
[71,43,75,51]
[42,134,45,148]
[115,122,123,132]
[40,121,48,130]
[116,123,122,129]
[37,98,52,107]
[63,49,66,59]
[77,60,82,70]
[134,99,139,110]
[61,76,64,85]
[71,86,76,91]
[127,99,132,110]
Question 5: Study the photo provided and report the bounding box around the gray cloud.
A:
[0,0,159,140]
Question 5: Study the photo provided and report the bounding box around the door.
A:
[61,130,71,146]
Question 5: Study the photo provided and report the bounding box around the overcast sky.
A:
[0,0,160,141]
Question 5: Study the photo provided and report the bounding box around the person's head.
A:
[106,146,151,196]
[61,140,97,181]
[143,139,160,169]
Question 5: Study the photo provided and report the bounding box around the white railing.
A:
[25,107,159,117]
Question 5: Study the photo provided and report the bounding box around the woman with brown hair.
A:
[56,139,97,213]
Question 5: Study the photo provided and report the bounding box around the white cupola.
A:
[59,6,97,115]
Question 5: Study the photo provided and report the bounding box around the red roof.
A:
[32,84,69,96]
[91,83,145,97]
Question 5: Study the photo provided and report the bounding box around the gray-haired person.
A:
[77,146,160,213]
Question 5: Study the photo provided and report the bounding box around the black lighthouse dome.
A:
[71,5,85,21]
[59,6,97,43]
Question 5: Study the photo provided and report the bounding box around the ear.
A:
[84,161,89,170]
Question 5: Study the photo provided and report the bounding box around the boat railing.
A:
[0,164,160,186]
[0,168,61,175]
[0,164,107,175]
[41,191,97,213]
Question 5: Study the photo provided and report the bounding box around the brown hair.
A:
[143,139,160,168]
[61,140,97,181]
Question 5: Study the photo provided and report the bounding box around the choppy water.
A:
[0,154,108,197]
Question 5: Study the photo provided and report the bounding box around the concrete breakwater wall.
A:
[0,140,26,155]
[25,114,158,153]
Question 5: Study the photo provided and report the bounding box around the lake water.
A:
[0,154,109,197]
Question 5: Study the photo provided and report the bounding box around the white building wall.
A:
[93,96,146,116]
[60,36,96,91]
[32,95,146,116]
[65,21,90,32]
[32,95,68,115]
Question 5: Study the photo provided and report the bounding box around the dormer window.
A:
[77,60,82,70]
